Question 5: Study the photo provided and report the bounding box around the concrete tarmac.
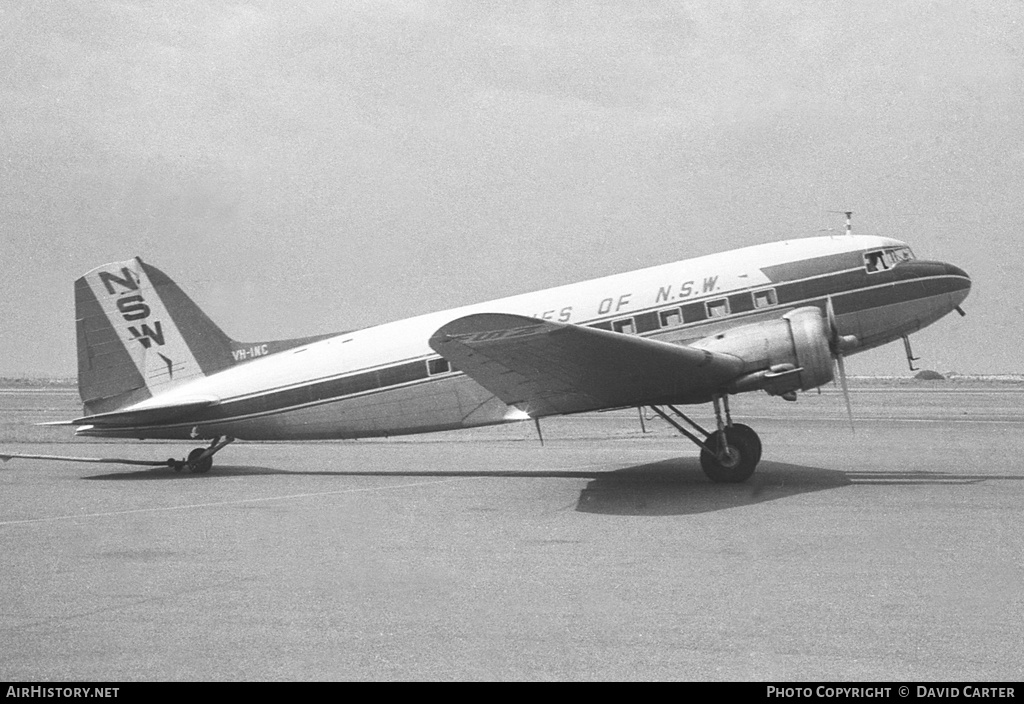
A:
[1,384,1022,681]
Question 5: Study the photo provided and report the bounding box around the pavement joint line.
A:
[0,477,471,526]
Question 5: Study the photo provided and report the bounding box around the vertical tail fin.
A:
[75,258,235,414]
[76,258,339,415]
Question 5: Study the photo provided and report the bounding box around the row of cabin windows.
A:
[590,287,778,334]
[425,286,781,369]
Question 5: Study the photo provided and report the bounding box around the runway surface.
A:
[1,383,1022,681]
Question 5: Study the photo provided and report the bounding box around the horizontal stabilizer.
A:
[1,452,170,467]
[429,313,744,416]
[68,397,217,427]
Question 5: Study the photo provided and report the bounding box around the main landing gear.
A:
[169,436,235,474]
[648,395,761,483]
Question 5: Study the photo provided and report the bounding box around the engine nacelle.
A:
[691,306,835,395]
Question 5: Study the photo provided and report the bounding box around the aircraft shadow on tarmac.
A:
[83,459,1021,516]
[578,463,1023,515]
[574,458,847,516]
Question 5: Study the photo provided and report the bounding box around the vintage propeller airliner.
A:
[6,234,970,482]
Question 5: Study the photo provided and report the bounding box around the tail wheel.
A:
[187,447,213,474]
[700,428,759,483]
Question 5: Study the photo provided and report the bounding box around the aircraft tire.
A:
[728,423,762,465]
[187,448,213,474]
[700,428,758,483]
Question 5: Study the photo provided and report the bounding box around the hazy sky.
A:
[1,1,1021,377]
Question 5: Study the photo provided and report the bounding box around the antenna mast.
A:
[828,210,853,236]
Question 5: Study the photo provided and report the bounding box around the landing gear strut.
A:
[169,436,235,474]
[649,395,761,483]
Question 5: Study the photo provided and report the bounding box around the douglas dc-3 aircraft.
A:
[13,234,970,482]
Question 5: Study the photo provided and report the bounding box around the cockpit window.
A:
[864,246,914,273]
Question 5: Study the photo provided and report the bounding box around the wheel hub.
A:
[717,445,740,468]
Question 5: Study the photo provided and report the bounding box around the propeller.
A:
[826,296,857,432]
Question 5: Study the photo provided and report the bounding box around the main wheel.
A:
[700,428,758,483]
[187,447,213,474]
[727,423,762,465]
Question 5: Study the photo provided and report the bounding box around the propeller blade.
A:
[828,295,854,433]
[836,352,855,434]
[826,295,839,340]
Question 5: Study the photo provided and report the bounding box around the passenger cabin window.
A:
[705,298,729,318]
[865,246,914,273]
[612,318,636,334]
[753,288,777,308]
[427,358,452,375]
[659,308,682,328]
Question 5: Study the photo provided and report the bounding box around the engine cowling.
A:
[691,306,835,396]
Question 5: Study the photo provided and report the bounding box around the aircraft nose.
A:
[944,263,971,291]
[941,262,971,312]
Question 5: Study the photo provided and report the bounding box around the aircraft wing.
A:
[429,314,744,416]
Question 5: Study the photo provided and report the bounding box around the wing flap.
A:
[429,314,743,416]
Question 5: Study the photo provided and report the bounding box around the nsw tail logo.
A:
[99,265,174,375]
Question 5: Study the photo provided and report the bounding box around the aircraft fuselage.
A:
[76,235,970,441]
